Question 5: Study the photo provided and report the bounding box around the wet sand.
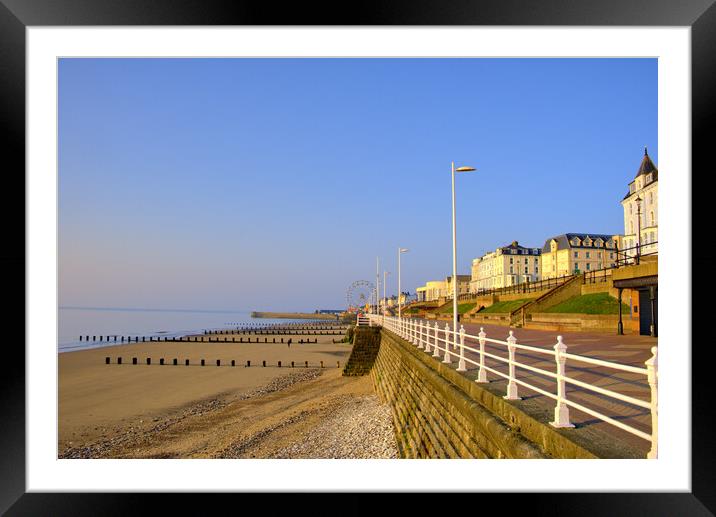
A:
[58,333,358,457]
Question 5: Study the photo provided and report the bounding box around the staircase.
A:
[510,275,584,327]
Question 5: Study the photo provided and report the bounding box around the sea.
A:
[58,307,313,353]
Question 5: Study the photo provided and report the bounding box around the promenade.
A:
[386,317,657,457]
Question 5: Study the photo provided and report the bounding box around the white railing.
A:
[356,315,371,327]
[367,313,658,459]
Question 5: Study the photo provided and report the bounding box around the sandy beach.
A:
[58,330,399,458]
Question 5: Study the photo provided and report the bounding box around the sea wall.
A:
[371,329,598,459]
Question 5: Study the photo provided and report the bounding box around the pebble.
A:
[269,395,399,459]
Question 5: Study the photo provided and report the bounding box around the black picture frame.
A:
[1,1,712,514]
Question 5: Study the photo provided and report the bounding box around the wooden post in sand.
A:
[262,360,266,367]
[305,361,308,368]
[320,361,324,368]
[291,361,294,368]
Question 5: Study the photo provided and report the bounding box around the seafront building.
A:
[621,148,658,259]
[469,241,542,293]
[540,233,619,278]
[415,275,470,302]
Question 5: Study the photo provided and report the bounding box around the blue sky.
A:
[58,58,657,311]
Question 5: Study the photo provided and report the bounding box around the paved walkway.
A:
[400,319,657,457]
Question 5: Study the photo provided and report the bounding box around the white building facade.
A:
[469,241,541,293]
[621,148,658,259]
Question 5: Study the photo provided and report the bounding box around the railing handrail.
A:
[366,313,658,458]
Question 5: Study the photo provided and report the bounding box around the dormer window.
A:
[646,173,653,183]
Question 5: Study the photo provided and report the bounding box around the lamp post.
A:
[383,270,389,324]
[635,195,642,265]
[451,162,476,339]
[376,256,380,315]
[398,247,409,320]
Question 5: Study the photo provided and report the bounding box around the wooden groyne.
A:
[251,311,340,320]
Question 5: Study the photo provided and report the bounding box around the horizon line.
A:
[59,306,252,314]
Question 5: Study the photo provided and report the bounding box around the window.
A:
[510,266,513,273]
[598,263,602,269]
[649,192,653,204]
[586,263,591,270]
[509,258,513,264]
[524,267,528,274]
[629,203,633,214]
[586,252,590,259]
[650,211,655,226]
[650,231,655,243]
[574,251,579,258]
[574,263,579,271]
[610,253,614,259]
[646,173,653,183]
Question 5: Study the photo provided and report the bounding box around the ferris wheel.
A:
[346,280,376,311]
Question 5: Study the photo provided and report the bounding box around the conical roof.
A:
[635,147,658,178]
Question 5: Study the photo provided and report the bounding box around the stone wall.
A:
[371,329,599,459]
[527,313,620,333]
[343,327,381,376]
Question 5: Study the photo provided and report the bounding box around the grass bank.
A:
[478,298,533,314]
[437,302,476,315]
[544,292,630,315]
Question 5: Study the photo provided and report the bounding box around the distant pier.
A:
[251,311,340,320]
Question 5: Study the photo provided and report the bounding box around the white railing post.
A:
[646,346,658,459]
[504,331,520,400]
[417,320,424,349]
[424,320,431,353]
[413,319,418,345]
[550,336,574,428]
[442,322,452,363]
[476,327,488,383]
[457,325,467,372]
[432,322,441,358]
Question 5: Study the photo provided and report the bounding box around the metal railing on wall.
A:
[367,313,658,459]
[448,274,575,303]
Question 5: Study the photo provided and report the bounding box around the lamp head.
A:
[455,166,476,172]
[399,248,409,253]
